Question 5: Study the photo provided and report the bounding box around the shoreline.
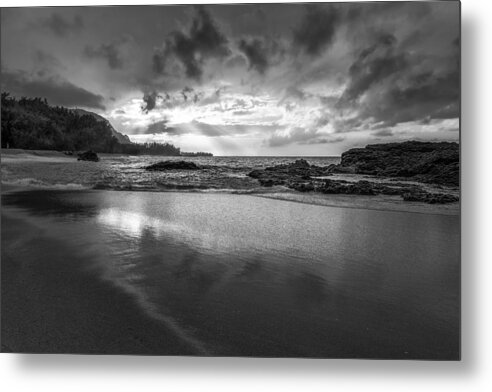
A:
[1,183,459,216]
[255,192,460,216]
[1,147,459,216]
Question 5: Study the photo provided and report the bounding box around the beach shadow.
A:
[2,190,100,219]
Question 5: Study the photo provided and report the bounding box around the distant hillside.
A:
[71,108,132,144]
[1,93,180,156]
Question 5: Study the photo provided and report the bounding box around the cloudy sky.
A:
[1,2,460,155]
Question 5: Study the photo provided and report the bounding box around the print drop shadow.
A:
[9,9,476,379]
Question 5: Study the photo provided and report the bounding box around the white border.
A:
[2,0,492,391]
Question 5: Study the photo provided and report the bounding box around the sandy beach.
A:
[1,205,198,355]
[1,187,460,358]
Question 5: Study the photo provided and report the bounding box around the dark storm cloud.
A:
[238,38,268,74]
[2,69,105,110]
[280,86,310,104]
[33,50,65,70]
[84,37,130,69]
[344,1,431,26]
[141,91,160,113]
[367,69,459,127]
[339,33,407,104]
[268,126,342,147]
[143,120,186,135]
[293,5,340,56]
[152,49,166,74]
[181,86,194,101]
[225,54,248,68]
[354,35,460,129]
[267,130,300,147]
[153,6,231,80]
[328,3,460,134]
[303,136,345,145]
[43,13,83,37]
[372,129,394,137]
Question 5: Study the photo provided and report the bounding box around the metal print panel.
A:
[0,2,460,359]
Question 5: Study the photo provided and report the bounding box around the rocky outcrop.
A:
[401,189,459,204]
[288,179,457,204]
[332,141,459,186]
[248,159,331,187]
[248,154,459,204]
[77,150,99,162]
[145,160,200,171]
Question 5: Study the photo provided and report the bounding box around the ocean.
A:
[1,152,459,215]
[1,153,340,192]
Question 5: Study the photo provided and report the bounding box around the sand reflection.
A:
[98,208,169,238]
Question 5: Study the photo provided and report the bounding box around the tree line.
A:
[1,93,181,156]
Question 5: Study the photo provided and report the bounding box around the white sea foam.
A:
[2,178,88,190]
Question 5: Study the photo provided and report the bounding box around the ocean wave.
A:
[1,177,458,215]
[93,181,287,195]
[2,178,89,190]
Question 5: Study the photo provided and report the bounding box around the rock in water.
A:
[292,159,310,168]
[247,159,331,186]
[332,141,459,186]
[145,160,200,171]
[77,150,99,162]
[247,152,459,204]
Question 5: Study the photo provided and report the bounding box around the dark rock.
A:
[145,160,200,171]
[292,159,310,168]
[378,186,403,195]
[290,182,315,192]
[248,169,266,179]
[328,165,356,174]
[247,148,459,204]
[320,180,376,195]
[247,159,331,187]
[333,141,459,186]
[319,180,458,203]
[77,150,99,162]
[402,190,459,204]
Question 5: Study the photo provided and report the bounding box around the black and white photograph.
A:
[1,1,460,360]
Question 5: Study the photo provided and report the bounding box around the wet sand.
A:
[1,208,197,355]
[1,188,460,358]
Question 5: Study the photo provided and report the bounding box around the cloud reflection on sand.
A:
[96,207,213,355]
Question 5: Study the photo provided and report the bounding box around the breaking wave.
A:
[2,177,89,190]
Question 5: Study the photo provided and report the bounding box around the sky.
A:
[1,2,460,156]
